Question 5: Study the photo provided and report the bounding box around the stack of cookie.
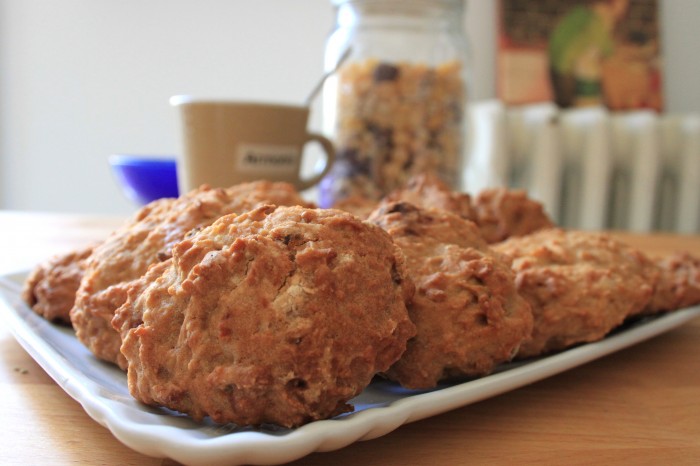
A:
[22,176,700,428]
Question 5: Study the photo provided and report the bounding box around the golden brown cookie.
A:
[22,245,94,325]
[71,182,310,369]
[331,194,378,219]
[111,259,172,340]
[646,252,700,313]
[369,202,533,389]
[380,173,476,221]
[494,228,658,358]
[471,188,554,244]
[117,205,415,427]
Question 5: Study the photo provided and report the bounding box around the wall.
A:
[0,0,697,214]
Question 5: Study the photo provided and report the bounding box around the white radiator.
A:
[464,101,700,233]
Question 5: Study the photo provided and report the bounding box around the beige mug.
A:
[171,96,335,193]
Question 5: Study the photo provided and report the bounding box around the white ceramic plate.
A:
[2,270,699,466]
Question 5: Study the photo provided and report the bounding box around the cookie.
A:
[370,202,533,389]
[116,205,416,427]
[471,188,554,244]
[379,173,475,221]
[494,228,658,358]
[71,182,311,369]
[22,245,94,325]
[646,252,700,313]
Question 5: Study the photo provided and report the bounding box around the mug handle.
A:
[296,132,336,190]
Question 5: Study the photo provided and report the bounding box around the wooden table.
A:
[1,210,699,465]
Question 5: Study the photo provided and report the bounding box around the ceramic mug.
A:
[171,96,335,193]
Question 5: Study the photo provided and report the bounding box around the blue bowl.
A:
[109,155,179,205]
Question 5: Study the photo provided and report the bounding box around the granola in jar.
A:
[319,0,471,207]
[319,58,466,207]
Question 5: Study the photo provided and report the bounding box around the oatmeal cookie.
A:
[111,259,172,340]
[332,173,475,221]
[494,228,658,358]
[71,182,310,369]
[331,194,378,219]
[471,188,555,244]
[116,205,415,427]
[379,173,476,221]
[22,245,94,325]
[369,202,533,389]
[646,252,700,313]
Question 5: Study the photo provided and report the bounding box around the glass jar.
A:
[318,0,471,208]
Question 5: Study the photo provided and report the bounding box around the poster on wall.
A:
[497,0,663,111]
